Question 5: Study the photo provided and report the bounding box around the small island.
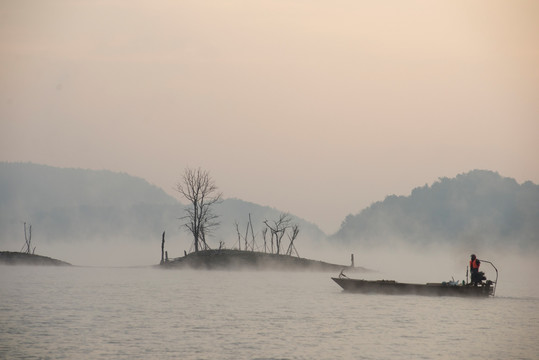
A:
[159,168,370,272]
[0,251,71,266]
[161,249,366,272]
[1,223,71,266]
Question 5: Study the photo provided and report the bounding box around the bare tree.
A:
[234,213,258,252]
[235,221,242,251]
[262,214,301,256]
[285,224,300,257]
[20,222,35,254]
[264,213,292,255]
[249,213,256,250]
[262,228,268,253]
[176,168,222,252]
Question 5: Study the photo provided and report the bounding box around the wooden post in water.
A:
[160,231,165,264]
[351,254,355,267]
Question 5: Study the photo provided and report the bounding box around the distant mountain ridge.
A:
[1,163,537,253]
[332,170,539,250]
[0,162,182,243]
[0,162,177,208]
[0,162,326,249]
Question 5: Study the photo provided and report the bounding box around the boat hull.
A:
[332,277,493,297]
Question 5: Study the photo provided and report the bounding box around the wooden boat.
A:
[332,260,498,297]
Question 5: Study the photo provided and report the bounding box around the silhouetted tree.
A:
[176,168,222,252]
[264,213,293,255]
[234,213,258,251]
[285,224,300,257]
[20,222,35,254]
[262,228,268,253]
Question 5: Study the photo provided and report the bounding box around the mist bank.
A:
[1,163,537,268]
[332,170,539,252]
[0,162,326,255]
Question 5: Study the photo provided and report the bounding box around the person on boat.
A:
[470,254,485,285]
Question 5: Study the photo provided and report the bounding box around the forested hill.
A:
[1,162,177,209]
[332,170,539,250]
[2,163,537,252]
[0,162,182,243]
[0,163,325,247]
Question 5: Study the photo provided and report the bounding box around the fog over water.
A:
[1,264,538,360]
[2,229,539,359]
[3,234,538,299]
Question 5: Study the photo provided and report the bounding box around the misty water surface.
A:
[1,265,538,360]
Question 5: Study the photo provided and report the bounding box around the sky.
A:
[1,0,538,234]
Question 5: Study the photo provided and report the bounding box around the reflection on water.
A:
[1,266,538,360]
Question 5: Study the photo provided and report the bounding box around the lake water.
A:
[1,265,538,360]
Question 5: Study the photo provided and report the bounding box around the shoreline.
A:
[0,251,71,266]
[160,249,370,272]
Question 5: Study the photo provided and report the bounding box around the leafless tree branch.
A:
[175,167,222,252]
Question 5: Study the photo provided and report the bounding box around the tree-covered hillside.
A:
[0,162,184,243]
[332,170,539,250]
[0,163,326,250]
[0,162,177,209]
[3,164,536,253]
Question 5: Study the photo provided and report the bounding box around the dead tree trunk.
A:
[264,214,291,255]
[249,213,256,251]
[262,228,268,253]
[21,222,33,254]
[161,231,165,264]
[286,225,300,257]
[235,214,258,252]
[244,218,249,251]
[235,221,242,250]
[275,229,284,254]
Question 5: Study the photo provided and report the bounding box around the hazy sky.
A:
[1,0,538,233]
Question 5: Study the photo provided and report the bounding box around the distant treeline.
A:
[1,163,537,252]
[332,170,539,250]
[0,163,325,247]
